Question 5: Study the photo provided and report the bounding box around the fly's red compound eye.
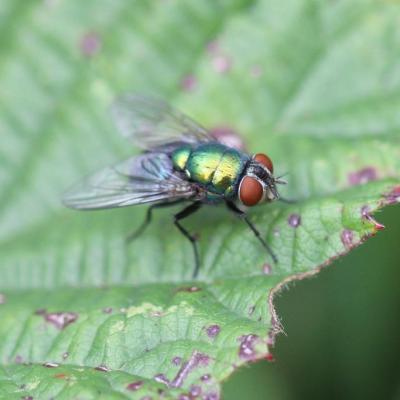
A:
[239,176,264,206]
[254,153,273,173]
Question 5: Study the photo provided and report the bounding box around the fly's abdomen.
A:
[171,145,192,171]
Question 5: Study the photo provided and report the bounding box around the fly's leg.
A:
[226,201,278,263]
[279,197,297,204]
[174,202,202,278]
[126,200,184,242]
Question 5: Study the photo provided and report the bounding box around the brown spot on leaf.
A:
[204,393,219,400]
[341,229,354,249]
[181,74,197,92]
[238,334,260,360]
[171,351,210,388]
[176,286,202,293]
[206,325,220,338]
[15,355,23,364]
[172,356,182,366]
[210,126,246,151]
[288,213,301,228]
[348,167,377,186]
[54,373,68,379]
[80,32,102,57]
[126,381,143,391]
[154,373,169,386]
[42,311,78,330]
[190,385,202,397]
[262,263,272,275]
[384,186,400,205]
[206,39,232,74]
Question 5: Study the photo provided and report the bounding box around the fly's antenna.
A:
[274,173,288,185]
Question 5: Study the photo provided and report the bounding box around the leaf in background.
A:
[0,0,400,398]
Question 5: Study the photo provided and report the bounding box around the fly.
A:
[63,95,286,278]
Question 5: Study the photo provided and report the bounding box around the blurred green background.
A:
[1,0,400,398]
[225,205,400,400]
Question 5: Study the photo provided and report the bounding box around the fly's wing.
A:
[111,94,216,150]
[63,153,197,210]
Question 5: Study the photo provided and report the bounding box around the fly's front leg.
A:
[126,200,184,242]
[226,201,278,263]
[173,201,202,278]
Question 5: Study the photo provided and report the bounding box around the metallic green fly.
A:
[63,95,286,277]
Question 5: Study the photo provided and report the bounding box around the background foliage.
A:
[0,0,399,399]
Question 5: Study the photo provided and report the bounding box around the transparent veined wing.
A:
[111,94,216,150]
[63,153,197,210]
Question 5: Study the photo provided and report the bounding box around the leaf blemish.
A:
[288,213,301,228]
[361,206,385,231]
[265,353,275,362]
[43,362,59,368]
[15,355,23,364]
[206,39,232,74]
[204,393,219,400]
[262,263,272,274]
[126,381,143,391]
[172,356,182,366]
[384,186,400,205]
[94,365,109,372]
[176,286,202,293]
[348,167,377,186]
[154,373,170,386]
[54,373,68,379]
[102,307,113,314]
[238,334,259,360]
[171,351,210,388]
[181,74,197,92]
[210,126,246,151]
[341,229,354,249]
[206,324,221,338]
[41,311,78,330]
[190,385,202,397]
[0,293,5,304]
[80,32,102,57]
[248,306,255,316]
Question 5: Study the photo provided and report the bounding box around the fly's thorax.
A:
[182,142,248,197]
[185,143,225,184]
[212,148,248,195]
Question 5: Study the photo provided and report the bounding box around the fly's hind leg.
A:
[126,200,184,242]
[226,201,278,263]
[173,201,202,278]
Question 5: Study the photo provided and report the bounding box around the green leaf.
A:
[1,0,399,398]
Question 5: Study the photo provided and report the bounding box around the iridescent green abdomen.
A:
[171,142,249,199]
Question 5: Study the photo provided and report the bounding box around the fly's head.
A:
[238,153,284,207]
